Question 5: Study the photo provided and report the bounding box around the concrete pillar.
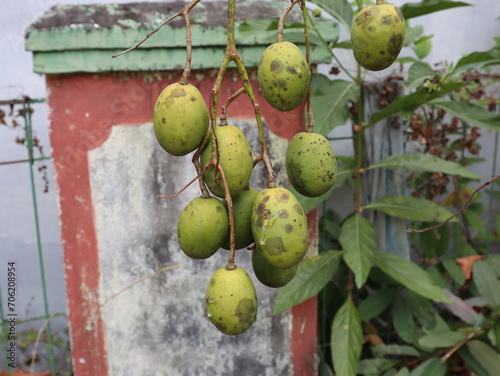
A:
[25,3,334,375]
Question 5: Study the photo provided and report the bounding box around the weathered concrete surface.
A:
[89,119,291,375]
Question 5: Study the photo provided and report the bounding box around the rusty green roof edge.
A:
[25,1,338,73]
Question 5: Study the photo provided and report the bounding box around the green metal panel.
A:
[25,1,338,74]
[31,44,333,74]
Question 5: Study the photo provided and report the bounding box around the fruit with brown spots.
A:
[222,187,259,250]
[177,197,228,259]
[252,245,297,288]
[286,132,337,197]
[251,187,308,269]
[153,83,209,156]
[205,264,257,335]
[257,41,311,112]
[351,2,405,71]
[201,124,254,198]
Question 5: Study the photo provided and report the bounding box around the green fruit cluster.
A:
[351,2,405,71]
[152,36,339,336]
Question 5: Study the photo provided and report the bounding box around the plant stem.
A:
[179,13,192,84]
[233,56,277,188]
[300,0,315,132]
[354,64,364,213]
[277,0,302,43]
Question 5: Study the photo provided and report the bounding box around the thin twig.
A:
[180,12,193,84]
[407,174,500,233]
[277,0,302,43]
[112,0,201,58]
[300,0,315,132]
[441,332,477,363]
[30,312,65,374]
[215,163,236,265]
[157,165,210,199]
[101,264,180,306]
[220,86,246,125]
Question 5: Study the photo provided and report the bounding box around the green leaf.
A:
[403,25,424,46]
[369,83,465,125]
[366,153,482,180]
[273,250,342,314]
[331,296,363,376]
[363,194,457,223]
[339,214,376,288]
[372,344,420,357]
[311,0,353,30]
[472,260,500,307]
[410,358,447,376]
[415,37,433,59]
[374,252,451,303]
[358,358,399,375]
[393,297,418,343]
[400,0,471,20]
[458,346,490,376]
[466,340,500,376]
[312,79,360,136]
[358,289,397,321]
[441,258,465,286]
[418,331,468,348]
[394,368,410,376]
[406,62,437,89]
[464,208,487,236]
[431,100,500,132]
[288,185,332,214]
[451,51,500,75]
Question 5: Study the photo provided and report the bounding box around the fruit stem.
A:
[233,55,277,189]
[277,0,302,43]
[179,13,192,84]
[216,163,236,265]
[300,0,315,133]
[376,0,383,5]
[192,129,213,198]
[354,64,364,213]
[220,86,247,126]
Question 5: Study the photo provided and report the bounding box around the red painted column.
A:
[47,69,317,375]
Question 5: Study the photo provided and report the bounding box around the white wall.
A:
[0,0,498,327]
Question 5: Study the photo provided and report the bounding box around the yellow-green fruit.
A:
[205,265,257,335]
[258,41,311,112]
[153,83,209,156]
[252,246,297,288]
[177,197,228,259]
[251,187,308,269]
[201,125,254,198]
[286,132,337,198]
[351,3,405,71]
[222,187,259,250]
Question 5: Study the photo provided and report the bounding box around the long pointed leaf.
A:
[369,83,465,125]
[451,51,500,75]
[374,252,451,303]
[472,260,500,307]
[339,214,376,288]
[273,250,342,314]
[431,100,500,132]
[366,153,482,180]
[400,0,471,20]
[466,340,500,375]
[331,297,363,376]
[363,194,458,223]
